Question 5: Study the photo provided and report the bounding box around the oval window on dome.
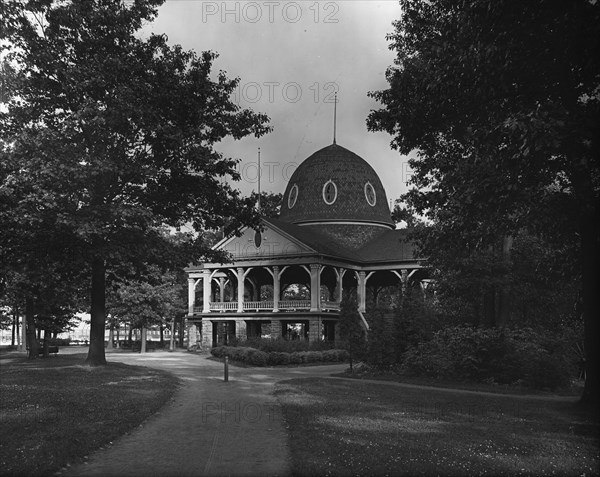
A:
[322,180,337,205]
[364,182,377,206]
[288,184,298,209]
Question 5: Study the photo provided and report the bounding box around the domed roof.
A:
[278,143,394,228]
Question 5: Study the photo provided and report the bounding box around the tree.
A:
[1,0,271,365]
[338,292,366,372]
[109,267,182,353]
[368,0,599,403]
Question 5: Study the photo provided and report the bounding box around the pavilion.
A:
[185,142,427,348]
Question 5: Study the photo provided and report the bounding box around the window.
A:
[288,183,298,209]
[323,180,337,205]
[364,182,376,206]
[254,230,262,248]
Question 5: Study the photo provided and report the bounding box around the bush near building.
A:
[210,345,348,367]
[398,325,578,390]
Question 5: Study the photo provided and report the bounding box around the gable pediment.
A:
[216,222,314,260]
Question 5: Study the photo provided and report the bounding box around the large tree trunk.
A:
[107,322,114,350]
[86,256,107,365]
[25,297,38,359]
[41,329,50,358]
[178,317,184,348]
[140,326,147,353]
[11,311,16,346]
[169,318,176,351]
[580,209,599,405]
[19,305,25,352]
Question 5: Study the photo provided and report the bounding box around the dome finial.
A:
[333,92,337,145]
[257,147,261,211]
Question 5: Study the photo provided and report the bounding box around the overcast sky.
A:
[144,1,411,206]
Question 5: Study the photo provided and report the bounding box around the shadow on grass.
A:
[0,352,180,477]
[275,378,599,477]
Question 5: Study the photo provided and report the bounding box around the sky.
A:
[143,0,412,206]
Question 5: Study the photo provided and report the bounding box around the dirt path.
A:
[55,348,575,477]
[60,351,346,477]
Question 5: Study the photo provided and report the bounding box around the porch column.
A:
[219,277,226,302]
[308,317,322,342]
[270,319,282,339]
[335,268,346,302]
[273,266,280,312]
[235,319,247,341]
[201,319,212,348]
[237,267,245,313]
[310,264,321,312]
[202,270,211,313]
[188,278,196,315]
[357,271,366,313]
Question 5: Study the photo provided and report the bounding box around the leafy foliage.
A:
[1,0,271,364]
[338,292,366,371]
[367,0,599,402]
[399,325,579,390]
[210,345,348,367]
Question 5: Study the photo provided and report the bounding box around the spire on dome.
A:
[332,92,337,145]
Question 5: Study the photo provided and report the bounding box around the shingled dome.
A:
[279,143,394,228]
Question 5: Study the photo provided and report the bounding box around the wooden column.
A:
[357,271,366,313]
[202,270,211,313]
[310,264,321,312]
[188,278,196,315]
[273,265,280,312]
[237,267,245,313]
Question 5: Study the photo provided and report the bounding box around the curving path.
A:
[61,350,346,477]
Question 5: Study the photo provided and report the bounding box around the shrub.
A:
[268,352,291,365]
[399,326,576,390]
[247,349,268,367]
[211,345,347,367]
[240,337,335,353]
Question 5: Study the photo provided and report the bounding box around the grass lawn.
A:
[0,351,180,477]
[275,378,599,477]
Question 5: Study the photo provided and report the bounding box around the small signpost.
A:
[224,356,229,382]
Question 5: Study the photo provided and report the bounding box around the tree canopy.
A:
[367,0,599,403]
[1,0,271,364]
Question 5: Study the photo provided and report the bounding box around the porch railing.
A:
[278,300,311,310]
[243,301,274,311]
[194,299,323,313]
[210,302,238,311]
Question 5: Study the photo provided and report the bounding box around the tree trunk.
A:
[159,324,164,346]
[116,327,120,348]
[86,256,107,365]
[169,318,176,351]
[25,297,38,359]
[11,311,16,346]
[107,322,114,350]
[15,305,21,349]
[178,317,184,348]
[19,305,26,352]
[140,326,147,353]
[42,329,49,358]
